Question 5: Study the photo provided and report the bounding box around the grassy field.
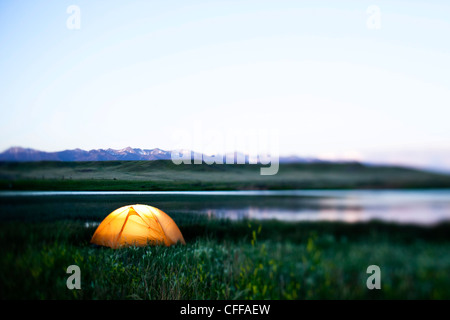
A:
[1,160,450,190]
[1,196,449,300]
[1,162,449,300]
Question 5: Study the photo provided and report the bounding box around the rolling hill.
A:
[1,160,450,191]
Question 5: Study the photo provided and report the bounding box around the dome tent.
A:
[91,204,185,248]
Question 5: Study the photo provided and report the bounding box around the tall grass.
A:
[1,216,450,300]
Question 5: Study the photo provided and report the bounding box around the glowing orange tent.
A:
[90,204,185,248]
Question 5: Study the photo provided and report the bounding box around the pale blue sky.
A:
[1,1,449,169]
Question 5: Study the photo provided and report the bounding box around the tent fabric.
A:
[90,204,185,248]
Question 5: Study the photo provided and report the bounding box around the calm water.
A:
[1,189,450,225]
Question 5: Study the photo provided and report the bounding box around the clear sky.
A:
[1,1,449,170]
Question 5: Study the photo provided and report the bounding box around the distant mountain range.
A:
[0,147,173,162]
[0,147,317,163]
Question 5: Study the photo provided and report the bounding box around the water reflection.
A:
[184,190,450,225]
[1,189,449,225]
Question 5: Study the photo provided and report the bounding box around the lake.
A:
[1,189,450,225]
